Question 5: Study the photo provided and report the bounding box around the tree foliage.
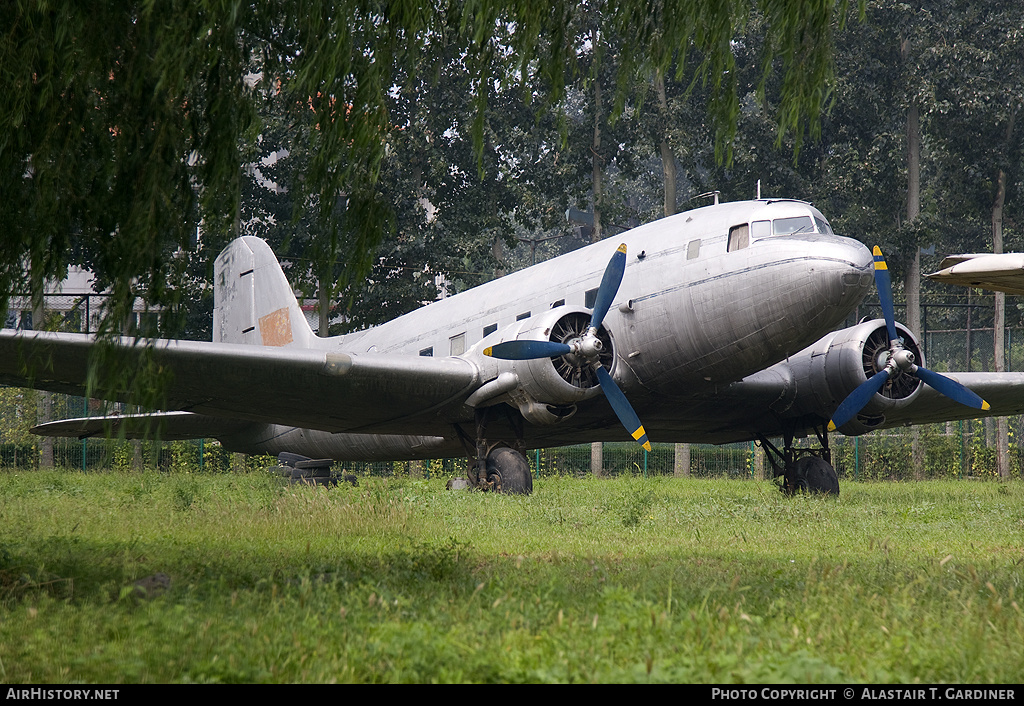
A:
[1,0,852,338]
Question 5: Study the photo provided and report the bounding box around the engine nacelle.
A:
[480,306,615,425]
[776,319,925,436]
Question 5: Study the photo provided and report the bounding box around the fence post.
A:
[959,419,965,479]
[81,396,88,471]
[854,436,859,479]
[591,442,603,478]
[674,443,690,478]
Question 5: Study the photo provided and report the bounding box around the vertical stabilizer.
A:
[213,237,313,347]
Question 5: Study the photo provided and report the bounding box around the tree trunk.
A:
[492,236,506,278]
[905,103,922,338]
[656,71,688,476]
[992,110,1015,479]
[30,265,54,468]
[318,270,331,337]
[654,71,677,218]
[591,74,603,244]
[904,70,924,479]
[902,37,923,338]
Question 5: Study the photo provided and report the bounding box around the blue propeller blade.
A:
[872,246,899,344]
[594,365,652,451]
[828,369,890,432]
[913,366,990,411]
[828,245,990,431]
[590,243,627,330]
[484,340,572,360]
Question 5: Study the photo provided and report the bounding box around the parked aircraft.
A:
[927,253,1024,295]
[4,198,1024,495]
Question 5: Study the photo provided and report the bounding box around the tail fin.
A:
[213,237,314,347]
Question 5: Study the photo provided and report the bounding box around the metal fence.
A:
[2,294,1022,481]
[0,413,1018,482]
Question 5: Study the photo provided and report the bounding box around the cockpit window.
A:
[751,220,771,238]
[727,224,750,252]
[814,216,833,234]
[773,216,814,235]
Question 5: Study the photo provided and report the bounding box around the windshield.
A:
[773,216,814,235]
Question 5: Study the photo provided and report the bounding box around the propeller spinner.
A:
[828,246,990,432]
[484,243,651,451]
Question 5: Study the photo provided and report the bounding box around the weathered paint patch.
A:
[259,307,293,347]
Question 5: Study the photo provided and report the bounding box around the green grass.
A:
[1,469,1022,683]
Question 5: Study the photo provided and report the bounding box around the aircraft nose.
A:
[769,234,873,316]
[821,236,874,308]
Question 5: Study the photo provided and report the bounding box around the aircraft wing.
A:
[31,411,255,440]
[0,330,480,436]
[926,253,1024,295]
[875,372,1024,427]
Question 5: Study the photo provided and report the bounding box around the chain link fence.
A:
[2,294,1022,481]
[1,405,1018,482]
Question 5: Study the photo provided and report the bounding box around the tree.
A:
[921,0,1024,477]
[2,0,853,343]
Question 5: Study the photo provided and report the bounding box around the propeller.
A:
[484,243,651,451]
[828,246,990,432]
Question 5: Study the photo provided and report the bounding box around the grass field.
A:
[1,468,1022,683]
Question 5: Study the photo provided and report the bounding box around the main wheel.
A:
[485,447,534,495]
[782,456,839,496]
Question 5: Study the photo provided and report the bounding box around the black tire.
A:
[277,452,311,467]
[783,456,839,496]
[294,459,333,477]
[485,447,534,495]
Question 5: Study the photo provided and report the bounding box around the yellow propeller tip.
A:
[616,243,627,254]
[827,421,837,432]
[483,347,493,356]
[982,401,991,411]
[872,246,883,256]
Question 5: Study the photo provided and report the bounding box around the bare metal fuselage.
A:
[221,200,875,460]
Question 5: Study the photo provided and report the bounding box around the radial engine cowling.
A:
[489,306,615,425]
[784,318,925,435]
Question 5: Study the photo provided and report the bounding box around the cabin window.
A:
[585,288,598,308]
[419,347,433,357]
[751,220,771,239]
[550,299,565,308]
[727,224,749,252]
[686,239,701,259]
[773,216,813,235]
[483,323,498,337]
[450,333,466,356]
[516,311,531,321]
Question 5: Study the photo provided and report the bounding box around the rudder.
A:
[213,237,313,347]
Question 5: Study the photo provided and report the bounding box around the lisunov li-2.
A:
[3,198,1021,494]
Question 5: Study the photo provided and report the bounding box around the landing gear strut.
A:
[758,422,839,496]
[452,406,534,495]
